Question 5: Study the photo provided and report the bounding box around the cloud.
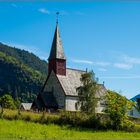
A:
[112,54,140,70]
[71,59,111,67]
[11,4,18,8]
[94,62,111,67]
[114,63,132,70]
[71,59,93,65]
[38,8,50,14]
[100,75,140,79]
[123,55,140,65]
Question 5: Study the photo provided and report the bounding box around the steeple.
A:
[48,24,66,60]
[48,18,66,76]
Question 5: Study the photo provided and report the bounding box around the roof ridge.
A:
[67,67,86,72]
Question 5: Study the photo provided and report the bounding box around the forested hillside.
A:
[0,43,48,102]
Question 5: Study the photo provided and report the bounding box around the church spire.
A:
[48,14,66,76]
[48,24,66,60]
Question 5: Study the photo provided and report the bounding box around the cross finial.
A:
[56,12,59,24]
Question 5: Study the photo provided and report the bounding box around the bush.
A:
[121,120,140,132]
[1,109,140,132]
[2,109,18,120]
[59,110,110,130]
[59,110,88,126]
[0,94,16,109]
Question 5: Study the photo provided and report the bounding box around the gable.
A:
[42,70,65,108]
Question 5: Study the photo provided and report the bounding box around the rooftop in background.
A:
[131,94,140,102]
[20,103,32,111]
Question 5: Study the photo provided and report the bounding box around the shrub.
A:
[0,94,16,109]
[1,109,140,132]
[59,110,88,126]
[121,120,140,132]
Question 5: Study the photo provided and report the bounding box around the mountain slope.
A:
[0,43,48,102]
[0,42,48,75]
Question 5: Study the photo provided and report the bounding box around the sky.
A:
[0,1,140,99]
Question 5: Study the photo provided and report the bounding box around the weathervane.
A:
[56,12,59,24]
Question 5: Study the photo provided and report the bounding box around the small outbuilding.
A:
[20,103,32,111]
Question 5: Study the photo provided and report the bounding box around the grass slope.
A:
[0,119,140,140]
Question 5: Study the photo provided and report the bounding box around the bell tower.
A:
[48,14,66,76]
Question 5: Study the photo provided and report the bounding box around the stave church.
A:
[32,21,106,112]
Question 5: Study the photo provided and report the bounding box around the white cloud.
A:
[11,3,18,8]
[113,54,140,70]
[94,62,111,67]
[71,59,111,67]
[100,75,140,79]
[123,55,140,65]
[71,59,93,65]
[38,8,50,14]
[114,63,132,70]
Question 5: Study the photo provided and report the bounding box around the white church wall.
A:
[95,99,106,113]
[65,96,78,111]
[65,96,105,112]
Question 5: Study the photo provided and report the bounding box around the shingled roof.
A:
[57,68,85,96]
[96,84,107,98]
[48,24,66,60]
[57,68,106,97]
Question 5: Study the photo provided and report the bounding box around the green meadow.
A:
[0,119,140,140]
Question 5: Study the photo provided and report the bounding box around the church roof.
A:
[48,24,66,60]
[57,68,107,97]
[96,84,107,98]
[57,68,85,96]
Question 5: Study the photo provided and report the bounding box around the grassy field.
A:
[0,119,140,140]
